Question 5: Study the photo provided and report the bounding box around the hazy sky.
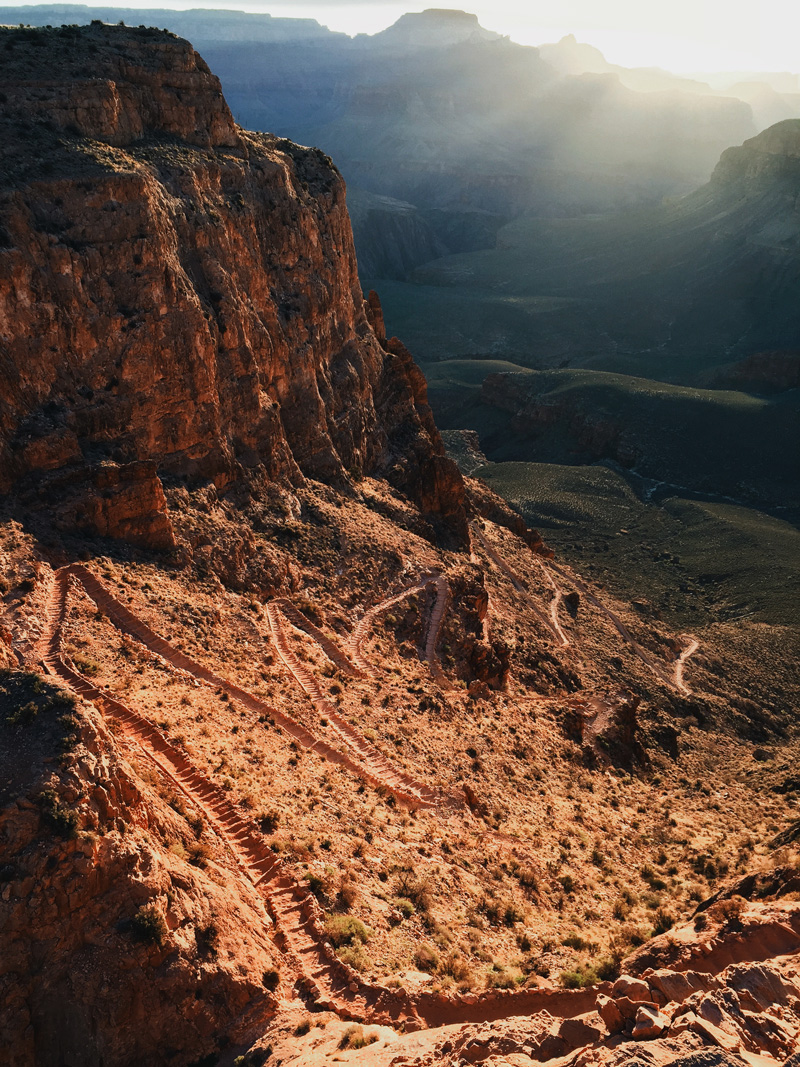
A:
[265,1,798,72]
[12,0,799,73]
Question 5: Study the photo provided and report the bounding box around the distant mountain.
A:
[0,6,757,264]
[378,119,800,377]
[0,4,340,41]
[201,8,753,214]
[365,8,502,47]
[539,34,713,95]
[541,36,800,130]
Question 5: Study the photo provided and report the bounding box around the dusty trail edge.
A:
[33,564,603,1029]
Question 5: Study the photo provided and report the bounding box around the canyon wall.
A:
[0,23,466,546]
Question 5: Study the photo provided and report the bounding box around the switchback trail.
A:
[33,564,601,1029]
[347,572,450,684]
[471,525,568,646]
[545,558,699,694]
[265,598,445,809]
[473,522,698,694]
[41,565,444,810]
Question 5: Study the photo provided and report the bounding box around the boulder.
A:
[661,1053,754,1067]
[534,1034,568,1060]
[596,993,624,1034]
[688,1017,741,1051]
[613,974,654,1003]
[724,961,799,1010]
[631,1004,669,1040]
[670,1010,700,1036]
[646,968,713,1005]
[558,1014,604,1049]
[616,995,660,1022]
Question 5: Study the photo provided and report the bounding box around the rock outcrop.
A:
[0,22,466,547]
[0,684,280,1067]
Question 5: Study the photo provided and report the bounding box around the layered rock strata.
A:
[0,23,467,546]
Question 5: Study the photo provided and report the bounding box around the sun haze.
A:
[247,0,799,72]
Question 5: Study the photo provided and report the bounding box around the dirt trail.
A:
[674,636,700,694]
[265,599,444,809]
[46,565,440,810]
[270,598,363,679]
[472,522,697,694]
[471,525,567,646]
[347,573,447,681]
[423,575,450,689]
[533,559,571,648]
[545,558,698,694]
[33,564,603,1030]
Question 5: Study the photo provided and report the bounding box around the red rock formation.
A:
[0,698,280,1067]
[0,23,466,548]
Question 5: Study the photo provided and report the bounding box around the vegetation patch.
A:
[129,904,168,945]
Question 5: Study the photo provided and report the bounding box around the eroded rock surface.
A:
[0,23,466,547]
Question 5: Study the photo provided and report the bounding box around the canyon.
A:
[1,21,799,1067]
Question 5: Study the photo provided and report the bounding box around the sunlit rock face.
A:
[0,22,467,547]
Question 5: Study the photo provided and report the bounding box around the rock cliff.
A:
[0,669,281,1067]
[0,22,467,547]
[712,117,800,184]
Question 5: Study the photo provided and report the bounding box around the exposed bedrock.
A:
[0,23,468,548]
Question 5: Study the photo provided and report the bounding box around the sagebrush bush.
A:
[324,914,371,947]
[36,789,78,838]
[130,904,167,945]
[338,1025,378,1050]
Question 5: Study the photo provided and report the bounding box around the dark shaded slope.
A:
[391,119,800,375]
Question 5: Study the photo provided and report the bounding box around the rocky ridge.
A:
[0,22,467,548]
[2,22,800,1067]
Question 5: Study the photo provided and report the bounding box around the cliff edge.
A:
[0,22,467,547]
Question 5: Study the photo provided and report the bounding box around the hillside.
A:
[379,119,800,377]
[1,22,799,1067]
[0,5,757,272]
[423,364,799,514]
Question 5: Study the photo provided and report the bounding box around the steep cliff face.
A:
[712,117,800,184]
[0,22,466,546]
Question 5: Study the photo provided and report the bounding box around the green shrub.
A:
[394,871,432,913]
[73,656,101,677]
[338,944,370,971]
[394,897,415,919]
[653,908,675,935]
[304,871,333,902]
[503,903,524,927]
[36,789,78,838]
[562,932,590,951]
[487,966,516,990]
[560,968,595,989]
[6,700,39,727]
[338,1025,378,1050]
[195,921,218,955]
[324,914,371,947]
[413,944,439,972]
[130,904,167,945]
[595,957,621,981]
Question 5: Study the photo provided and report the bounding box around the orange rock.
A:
[0,25,468,550]
[613,974,654,1003]
[631,1004,669,1040]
